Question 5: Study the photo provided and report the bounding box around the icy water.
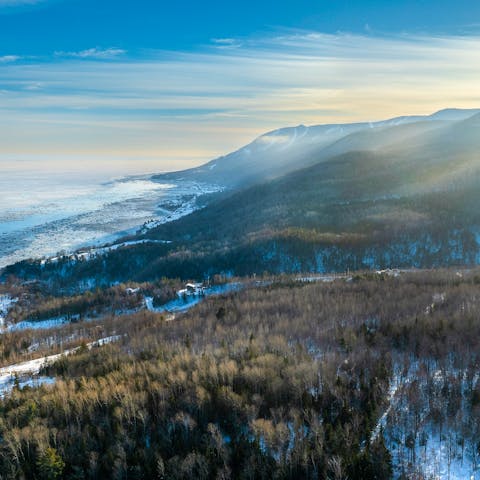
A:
[0,163,218,268]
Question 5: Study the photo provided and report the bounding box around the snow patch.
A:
[0,334,123,397]
[0,295,17,328]
[7,317,68,332]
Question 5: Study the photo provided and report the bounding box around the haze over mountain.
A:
[6,108,480,288]
[155,108,480,189]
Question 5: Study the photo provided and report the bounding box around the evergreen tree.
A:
[37,447,65,480]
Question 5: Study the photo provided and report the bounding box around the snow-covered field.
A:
[0,173,222,269]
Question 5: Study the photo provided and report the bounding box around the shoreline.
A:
[0,172,223,271]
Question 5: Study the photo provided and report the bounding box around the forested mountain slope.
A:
[4,110,480,288]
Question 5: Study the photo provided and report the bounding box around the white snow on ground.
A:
[17,376,56,390]
[0,352,68,379]
[296,274,346,283]
[389,425,480,480]
[7,316,68,332]
[416,429,480,480]
[0,375,55,398]
[381,362,480,479]
[144,296,154,311]
[94,335,121,346]
[0,334,123,397]
[0,295,17,328]
[5,313,127,333]
[370,374,404,445]
[146,282,244,314]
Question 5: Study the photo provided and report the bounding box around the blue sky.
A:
[2,0,480,55]
[1,0,480,174]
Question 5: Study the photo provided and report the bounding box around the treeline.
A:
[3,224,479,293]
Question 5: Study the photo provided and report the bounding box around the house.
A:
[375,268,400,277]
[177,282,205,298]
[186,283,200,294]
[126,287,140,295]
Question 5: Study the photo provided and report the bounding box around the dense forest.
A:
[1,270,480,478]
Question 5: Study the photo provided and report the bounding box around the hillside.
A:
[151,112,480,241]
[1,270,480,478]
[4,109,480,289]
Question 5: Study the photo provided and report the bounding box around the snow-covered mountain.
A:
[154,108,480,189]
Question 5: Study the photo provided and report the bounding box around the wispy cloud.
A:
[54,47,126,59]
[1,31,480,169]
[0,55,21,62]
[211,38,237,45]
[211,38,243,49]
[0,0,46,7]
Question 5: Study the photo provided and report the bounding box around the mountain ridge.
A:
[152,108,480,189]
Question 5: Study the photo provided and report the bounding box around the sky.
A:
[1,0,480,175]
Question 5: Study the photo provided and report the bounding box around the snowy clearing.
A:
[7,316,69,332]
[0,334,123,397]
[0,295,17,327]
[146,282,244,314]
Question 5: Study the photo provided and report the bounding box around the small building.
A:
[177,282,205,298]
[126,287,140,295]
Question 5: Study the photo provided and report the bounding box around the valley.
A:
[2,108,480,479]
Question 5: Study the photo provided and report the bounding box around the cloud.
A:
[211,38,243,49]
[0,0,51,8]
[0,0,41,4]
[212,38,236,44]
[54,47,126,59]
[0,55,21,62]
[1,30,480,169]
